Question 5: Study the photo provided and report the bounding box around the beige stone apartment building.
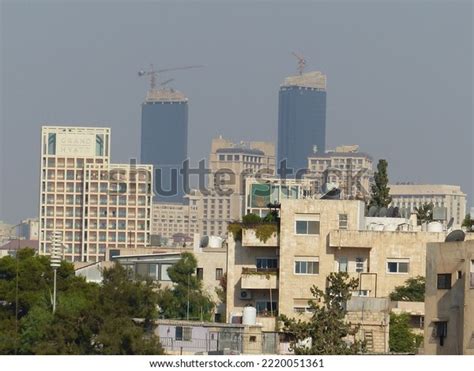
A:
[39,126,153,262]
[424,239,474,355]
[389,184,467,228]
[226,199,446,341]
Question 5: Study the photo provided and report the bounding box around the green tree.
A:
[157,252,215,321]
[369,159,392,208]
[389,276,425,302]
[462,214,473,231]
[414,203,434,225]
[0,250,164,355]
[279,272,365,355]
[389,313,423,353]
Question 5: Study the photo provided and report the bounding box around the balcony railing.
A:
[241,268,278,290]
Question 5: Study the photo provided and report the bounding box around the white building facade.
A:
[39,126,153,262]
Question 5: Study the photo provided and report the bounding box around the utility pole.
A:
[186,274,190,320]
[50,231,63,313]
[14,223,20,355]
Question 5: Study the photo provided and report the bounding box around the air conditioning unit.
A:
[239,290,252,300]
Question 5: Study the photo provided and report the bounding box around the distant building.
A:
[189,137,276,239]
[0,239,39,258]
[140,88,188,203]
[16,218,39,240]
[306,145,374,200]
[278,71,327,172]
[424,239,474,355]
[39,126,153,263]
[0,221,14,245]
[389,184,467,228]
[151,201,200,245]
[245,177,316,217]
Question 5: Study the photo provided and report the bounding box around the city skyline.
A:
[1,1,472,223]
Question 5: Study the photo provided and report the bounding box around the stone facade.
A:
[226,198,446,335]
[424,240,474,355]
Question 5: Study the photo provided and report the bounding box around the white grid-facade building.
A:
[39,126,153,262]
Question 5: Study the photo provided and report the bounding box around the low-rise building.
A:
[154,320,270,355]
[424,239,474,355]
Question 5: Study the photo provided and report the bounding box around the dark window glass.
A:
[437,274,452,289]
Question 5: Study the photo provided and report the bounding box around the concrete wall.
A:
[424,241,474,355]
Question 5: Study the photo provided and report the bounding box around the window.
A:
[433,321,448,346]
[174,326,183,340]
[47,133,56,155]
[338,214,348,230]
[255,301,277,315]
[387,259,409,273]
[355,257,365,273]
[219,155,225,161]
[295,220,320,234]
[148,263,158,280]
[215,268,223,280]
[175,326,192,341]
[471,260,474,288]
[160,264,172,281]
[96,134,104,156]
[196,268,204,280]
[437,274,452,289]
[338,257,348,273]
[295,260,319,275]
[256,258,278,270]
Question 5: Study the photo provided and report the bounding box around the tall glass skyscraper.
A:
[140,89,188,202]
[278,71,327,174]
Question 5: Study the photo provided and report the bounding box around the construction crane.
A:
[138,64,203,91]
[292,52,306,75]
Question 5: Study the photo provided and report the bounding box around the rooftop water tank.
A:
[242,306,257,326]
[428,221,443,233]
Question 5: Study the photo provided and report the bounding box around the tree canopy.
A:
[279,272,365,355]
[157,252,215,321]
[462,214,473,231]
[414,203,434,225]
[369,159,392,208]
[389,313,423,353]
[389,276,425,302]
[0,248,164,355]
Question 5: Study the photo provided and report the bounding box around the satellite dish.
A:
[379,207,388,217]
[387,207,394,218]
[368,206,378,217]
[446,217,454,230]
[320,188,341,200]
[393,207,400,218]
[445,230,465,243]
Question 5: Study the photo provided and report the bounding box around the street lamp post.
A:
[50,231,63,314]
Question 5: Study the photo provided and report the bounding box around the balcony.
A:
[329,230,374,249]
[241,226,279,247]
[241,268,278,289]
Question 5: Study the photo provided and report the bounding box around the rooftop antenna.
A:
[292,52,306,75]
[138,64,203,91]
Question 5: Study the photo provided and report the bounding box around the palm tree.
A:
[414,203,434,225]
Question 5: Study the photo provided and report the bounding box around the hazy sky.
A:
[1,0,472,224]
